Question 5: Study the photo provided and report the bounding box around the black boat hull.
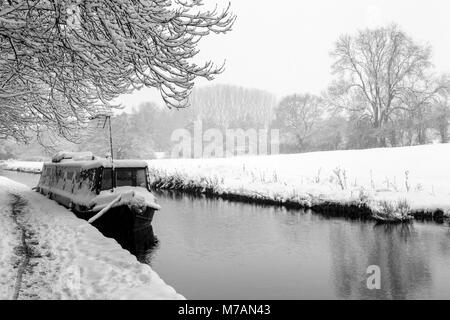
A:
[38,187,158,254]
[75,205,157,254]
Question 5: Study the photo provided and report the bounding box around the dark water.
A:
[2,170,450,300]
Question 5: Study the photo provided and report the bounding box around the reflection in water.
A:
[2,171,450,299]
[148,190,450,300]
[330,223,433,299]
[374,223,414,242]
[138,236,160,266]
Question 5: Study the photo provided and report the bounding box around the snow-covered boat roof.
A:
[44,159,148,170]
[46,152,147,169]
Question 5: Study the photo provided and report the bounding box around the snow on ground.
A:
[0,190,20,299]
[0,177,184,300]
[146,144,450,219]
[0,160,43,173]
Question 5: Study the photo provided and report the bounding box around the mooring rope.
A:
[88,195,122,224]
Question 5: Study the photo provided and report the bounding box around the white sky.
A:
[116,0,450,112]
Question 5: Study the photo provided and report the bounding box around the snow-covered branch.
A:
[0,0,235,143]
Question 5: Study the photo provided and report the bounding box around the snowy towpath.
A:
[9,194,34,299]
[0,177,183,300]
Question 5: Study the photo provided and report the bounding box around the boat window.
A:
[116,168,147,188]
[74,169,80,181]
[136,169,147,188]
[101,168,113,190]
[116,169,133,187]
[99,168,148,189]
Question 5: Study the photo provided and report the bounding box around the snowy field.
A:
[146,144,450,220]
[3,143,450,219]
[0,160,43,174]
[0,177,183,300]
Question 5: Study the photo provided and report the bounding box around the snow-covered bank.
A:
[0,160,43,174]
[147,144,450,221]
[3,144,450,220]
[0,177,184,300]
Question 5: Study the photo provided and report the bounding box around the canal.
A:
[2,169,450,299]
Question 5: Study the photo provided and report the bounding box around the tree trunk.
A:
[372,119,386,148]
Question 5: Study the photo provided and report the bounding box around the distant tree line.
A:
[0,85,277,159]
[73,85,277,159]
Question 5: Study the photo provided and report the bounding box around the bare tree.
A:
[328,24,449,146]
[274,94,323,150]
[0,0,235,143]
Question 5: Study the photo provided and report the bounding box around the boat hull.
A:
[38,187,157,254]
[75,205,157,254]
[36,158,160,254]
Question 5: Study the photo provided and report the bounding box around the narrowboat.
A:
[36,151,161,253]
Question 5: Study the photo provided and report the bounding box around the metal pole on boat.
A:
[91,113,116,190]
[107,115,116,190]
